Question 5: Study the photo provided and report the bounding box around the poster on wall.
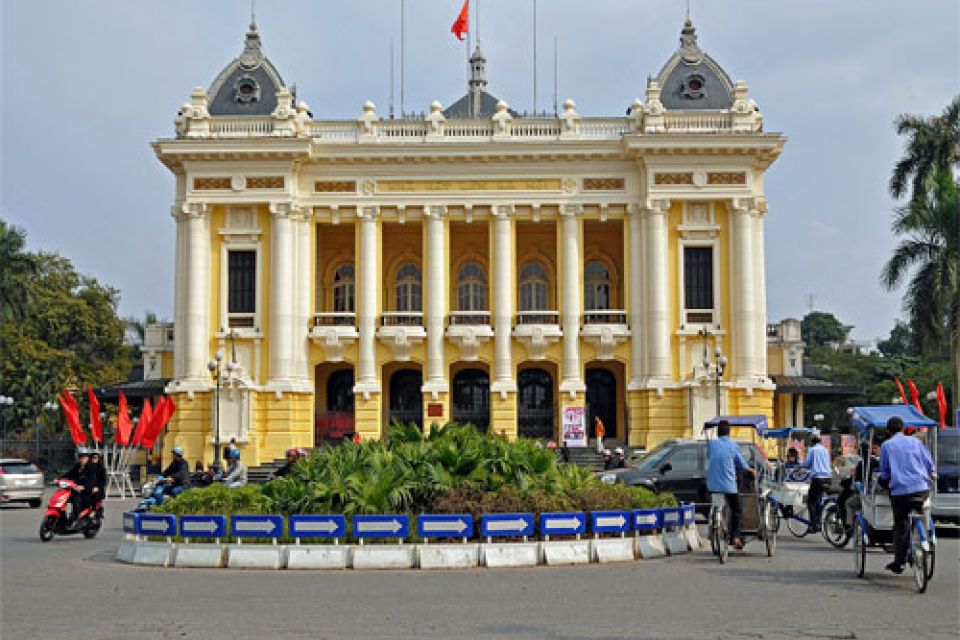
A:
[562,407,587,447]
[840,435,857,456]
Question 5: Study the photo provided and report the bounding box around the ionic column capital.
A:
[730,197,755,215]
[560,203,583,218]
[176,201,209,219]
[642,198,670,216]
[425,204,447,219]
[269,201,293,217]
[357,205,380,221]
[492,204,514,219]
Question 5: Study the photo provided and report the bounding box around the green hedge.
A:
[156,423,676,517]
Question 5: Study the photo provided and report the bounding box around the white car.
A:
[0,458,45,507]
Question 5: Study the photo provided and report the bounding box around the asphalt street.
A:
[1,494,958,640]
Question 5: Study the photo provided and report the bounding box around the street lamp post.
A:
[0,395,14,455]
[40,400,58,462]
[208,350,224,463]
[698,328,728,417]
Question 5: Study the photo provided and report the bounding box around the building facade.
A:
[155,19,785,466]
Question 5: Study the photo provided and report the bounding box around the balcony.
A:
[447,311,493,361]
[227,313,255,329]
[377,312,425,361]
[309,313,358,362]
[581,309,630,361]
[513,311,561,361]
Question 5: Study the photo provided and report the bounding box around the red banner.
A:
[451,0,469,41]
[116,391,132,447]
[87,387,102,442]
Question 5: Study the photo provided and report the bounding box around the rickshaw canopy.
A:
[762,426,820,440]
[850,405,937,434]
[704,415,769,433]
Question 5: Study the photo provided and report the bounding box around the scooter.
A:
[39,479,104,542]
[136,475,186,511]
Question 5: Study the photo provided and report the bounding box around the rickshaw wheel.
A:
[822,504,850,549]
[853,518,866,578]
[764,502,777,557]
[787,506,810,538]
[910,520,930,593]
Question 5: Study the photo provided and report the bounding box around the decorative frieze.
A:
[707,172,746,185]
[314,180,357,193]
[654,173,693,185]
[583,178,625,191]
[193,177,232,190]
[377,179,562,193]
[246,176,285,189]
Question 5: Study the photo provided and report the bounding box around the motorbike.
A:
[39,479,103,542]
[136,475,187,511]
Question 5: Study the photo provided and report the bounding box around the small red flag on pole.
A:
[907,379,923,414]
[87,387,102,443]
[893,377,909,406]
[935,381,947,428]
[451,0,469,41]
[134,398,153,447]
[116,391,132,447]
[58,390,87,446]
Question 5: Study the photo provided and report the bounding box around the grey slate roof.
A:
[443,91,517,119]
[207,22,286,116]
[655,19,734,110]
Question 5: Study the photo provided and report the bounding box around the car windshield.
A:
[634,443,675,471]
[937,433,959,465]
[1,462,38,474]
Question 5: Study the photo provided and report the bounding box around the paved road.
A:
[2,495,958,640]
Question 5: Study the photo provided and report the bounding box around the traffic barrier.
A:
[632,509,666,559]
[541,541,591,565]
[681,504,702,550]
[130,541,174,566]
[660,507,688,555]
[289,514,346,542]
[352,545,417,569]
[481,513,534,541]
[417,514,474,541]
[418,543,480,569]
[174,543,225,568]
[482,542,539,567]
[285,544,349,569]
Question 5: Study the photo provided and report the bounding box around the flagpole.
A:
[400,0,405,117]
[533,0,537,115]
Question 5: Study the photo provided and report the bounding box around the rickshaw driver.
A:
[707,420,757,549]
[878,416,935,574]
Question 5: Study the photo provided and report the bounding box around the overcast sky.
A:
[2,0,958,342]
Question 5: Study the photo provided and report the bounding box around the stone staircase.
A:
[247,458,287,485]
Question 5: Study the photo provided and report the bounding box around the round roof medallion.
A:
[233,75,261,104]
[693,171,707,188]
[682,73,706,100]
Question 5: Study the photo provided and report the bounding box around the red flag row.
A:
[893,377,951,427]
[57,388,176,447]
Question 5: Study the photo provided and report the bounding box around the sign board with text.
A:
[562,406,587,447]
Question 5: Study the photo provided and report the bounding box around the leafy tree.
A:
[801,311,849,348]
[0,220,37,323]
[877,320,916,358]
[889,96,959,203]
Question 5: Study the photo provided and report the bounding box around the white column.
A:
[355,206,381,395]
[491,205,516,394]
[183,201,210,383]
[644,200,671,382]
[559,204,585,395]
[267,202,295,387]
[172,205,187,380]
[423,205,448,397]
[627,204,644,388]
[731,200,757,380]
[752,207,768,380]
[293,208,312,383]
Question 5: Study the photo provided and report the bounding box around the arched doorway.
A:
[452,369,489,432]
[518,368,554,439]
[586,368,617,440]
[316,368,355,444]
[389,369,422,427]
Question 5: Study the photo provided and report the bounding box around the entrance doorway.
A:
[389,369,423,427]
[452,369,490,432]
[316,368,355,444]
[586,368,617,440]
[518,368,554,439]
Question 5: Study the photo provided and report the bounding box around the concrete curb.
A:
[663,530,689,555]
[684,525,702,551]
[541,540,591,565]
[418,543,480,569]
[174,543,225,568]
[352,544,417,570]
[285,544,349,569]
[226,544,283,569]
[635,534,667,559]
[116,539,137,563]
[591,538,635,563]
[129,541,174,567]
[482,542,539,568]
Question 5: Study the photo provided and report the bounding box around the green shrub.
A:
[155,484,269,516]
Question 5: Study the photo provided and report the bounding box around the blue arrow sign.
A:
[232,515,283,539]
[660,507,682,528]
[122,512,139,534]
[481,513,534,537]
[681,504,696,526]
[632,509,662,531]
[352,515,409,539]
[539,512,586,536]
[417,514,474,539]
[590,510,630,534]
[289,515,346,539]
[137,513,176,537]
[180,515,226,538]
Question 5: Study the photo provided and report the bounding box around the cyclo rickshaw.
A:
[704,415,777,563]
[849,405,938,593]
[761,426,849,547]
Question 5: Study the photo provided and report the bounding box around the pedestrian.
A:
[559,440,571,463]
[878,417,935,574]
[800,435,832,532]
[594,416,605,454]
[706,420,756,549]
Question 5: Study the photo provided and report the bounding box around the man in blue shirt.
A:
[707,421,755,549]
[879,416,935,574]
[801,435,833,533]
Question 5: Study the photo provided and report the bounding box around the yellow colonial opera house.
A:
[154,18,785,466]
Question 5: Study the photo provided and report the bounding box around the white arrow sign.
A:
[595,514,626,528]
[486,518,529,533]
[182,520,220,533]
[123,515,135,529]
[422,519,469,534]
[543,516,582,530]
[664,513,679,524]
[635,514,658,526]
[234,520,278,534]
[140,520,171,534]
[294,520,341,534]
[356,519,403,534]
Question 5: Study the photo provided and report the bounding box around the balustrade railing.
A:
[313,312,356,327]
[209,117,275,137]
[583,310,628,325]
[381,312,424,327]
[448,311,491,326]
[516,311,560,326]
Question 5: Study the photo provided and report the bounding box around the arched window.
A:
[333,264,355,313]
[395,262,422,312]
[457,262,487,311]
[519,261,549,311]
[584,260,611,310]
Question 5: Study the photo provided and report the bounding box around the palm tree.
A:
[0,220,37,323]
[889,96,960,203]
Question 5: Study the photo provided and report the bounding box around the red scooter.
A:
[39,479,104,542]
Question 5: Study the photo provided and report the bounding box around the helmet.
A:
[603,449,611,456]
[614,447,624,455]
[171,446,184,456]
[226,447,240,460]
[286,448,298,457]
[77,446,91,457]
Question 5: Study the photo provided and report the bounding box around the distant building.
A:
[154,19,784,466]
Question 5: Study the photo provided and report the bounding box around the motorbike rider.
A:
[613,447,627,469]
[88,450,106,505]
[62,447,97,526]
[221,447,248,488]
[271,448,300,479]
[155,446,190,502]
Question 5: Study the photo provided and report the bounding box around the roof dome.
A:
[207,21,286,116]
[654,19,734,110]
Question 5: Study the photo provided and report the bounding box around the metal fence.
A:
[0,438,82,479]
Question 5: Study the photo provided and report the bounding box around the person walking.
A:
[707,420,756,549]
[879,416,935,574]
[801,435,832,532]
[594,416,605,454]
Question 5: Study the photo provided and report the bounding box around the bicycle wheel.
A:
[910,520,929,593]
[764,501,777,557]
[822,504,850,549]
[786,507,810,538]
[852,517,866,578]
[718,521,729,564]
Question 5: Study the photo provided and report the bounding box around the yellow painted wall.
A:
[628,388,688,448]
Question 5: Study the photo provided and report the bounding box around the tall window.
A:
[333,264,355,313]
[519,261,549,311]
[584,260,611,310]
[395,263,422,312]
[684,247,714,310]
[228,251,256,313]
[457,262,486,311]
